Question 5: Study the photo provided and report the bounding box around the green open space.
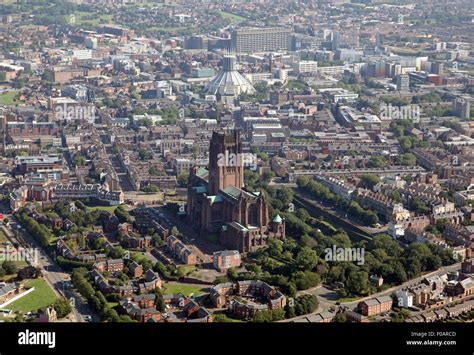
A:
[74,11,112,28]
[0,91,19,105]
[218,11,246,23]
[85,205,119,213]
[163,282,206,296]
[6,278,58,313]
[177,265,196,277]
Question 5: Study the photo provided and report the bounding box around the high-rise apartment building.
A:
[231,27,290,53]
[453,97,471,119]
[396,74,410,91]
[332,31,340,51]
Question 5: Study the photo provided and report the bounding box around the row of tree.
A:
[71,268,133,322]
[296,176,379,226]
[17,214,53,247]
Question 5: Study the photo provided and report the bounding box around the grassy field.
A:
[163,282,206,296]
[0,258,28,268]
[0,274,16,283]
[147,26,185,34]
[0,91,19,106]
[177,265,196,276]
[213,312,244,323]
[7,278,57,313]
[338,296,361,303]
[85,205,119,213]
[386,46,421,56]
[218,11,246,23]
[74,11,112,28]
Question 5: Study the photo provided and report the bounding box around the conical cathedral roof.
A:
[205,55,256,97]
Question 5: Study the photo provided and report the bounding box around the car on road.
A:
[83,315,92,322]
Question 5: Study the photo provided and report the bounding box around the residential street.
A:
[284,262,462,322]
[6,214,98,322]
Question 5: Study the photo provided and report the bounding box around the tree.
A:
[18,214,53,247]
[2,261,17,275]
[398,136,413,151]
[284,303,296,318]
[73,155,86,167]
[390,191,403,203]
[114,205,133,223]
[54,298,72,318]
[295,208,310,223]
[276,187,294,207]
[109,245,125,259]
[244,170,260,190]
[252,308,285,322]
[389,260,408,284]
[143,184,159,193]
[409,197,431,215]
[295,247,318,270]
[138,149,153,161]
[367,156,387,168]
[171,226,180,237]
[17,266,41,280]
[359,174,380,190]
[346,271,370,295]
[293,294,318,316]
[266,238,283,258]
[426,254,442,270]
[334,313,347,322]
[155,290,166,312]
[397,153,416,166]
[405,257,422,278]
[177,172,189,187]
[292,271,321,290]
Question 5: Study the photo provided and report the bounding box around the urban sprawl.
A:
[0,0,473,325]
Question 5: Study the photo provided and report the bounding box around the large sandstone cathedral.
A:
[187,130,285,254]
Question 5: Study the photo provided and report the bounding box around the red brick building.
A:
[213,250,241,271]
[358,296,393,317]
[187,131,285,254]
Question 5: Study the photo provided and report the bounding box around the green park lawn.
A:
[0,91,19,105]
[218,11,246,23]
[85,205,119,213]
[177,265,196,276]
[7,278,58,313]
[212,312,244,323]
[163,282,206,297]
[338,296,362,303]
[74,11,112,28]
